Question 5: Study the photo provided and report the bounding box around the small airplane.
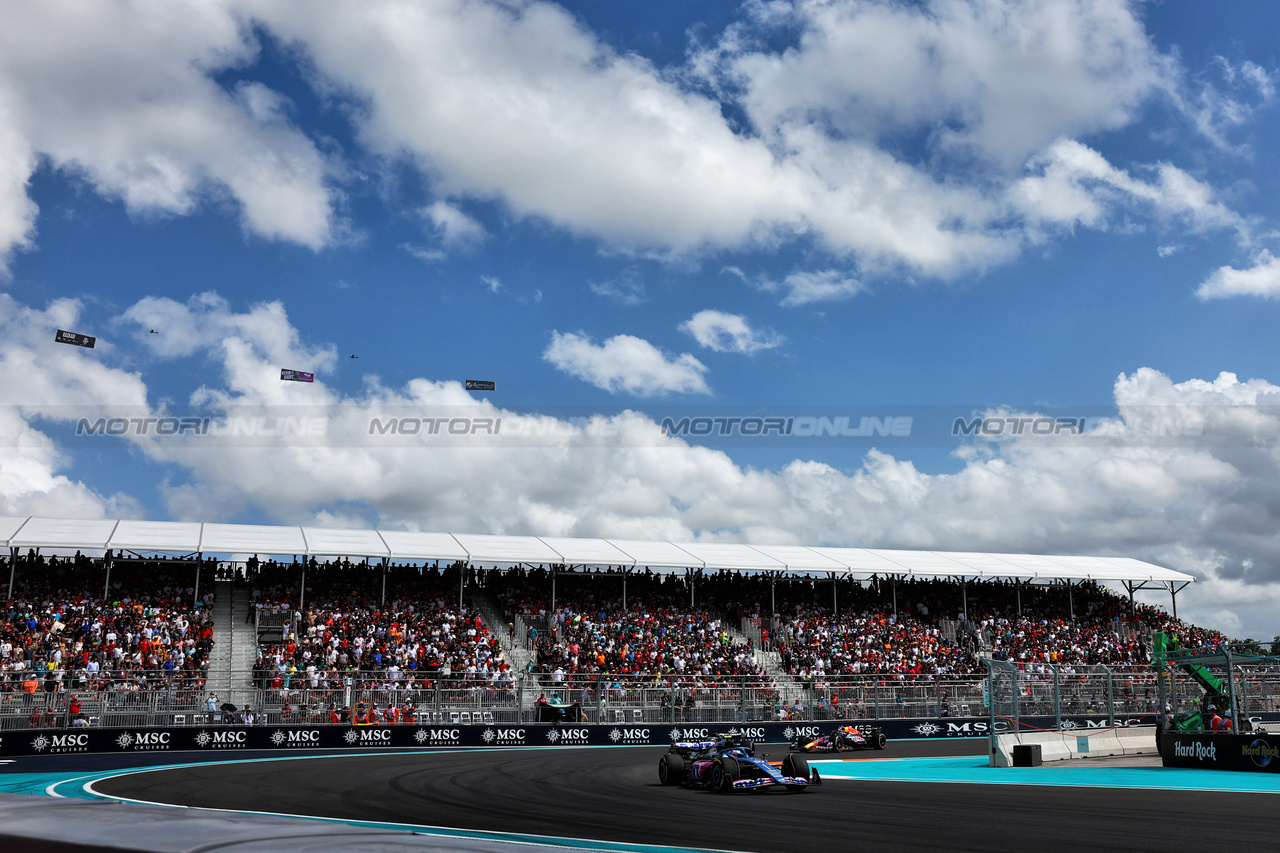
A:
[149,329,157,334]
[350,354,359,359]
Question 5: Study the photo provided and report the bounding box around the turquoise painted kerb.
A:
[810,755,1280,794]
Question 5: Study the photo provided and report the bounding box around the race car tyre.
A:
[712,756,739,793]
[658,752,686,786]
[782,754,810,792]
[832,733,846,752]
[873,731,887,750]
[740,739,755,756]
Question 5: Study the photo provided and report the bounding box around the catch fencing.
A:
[6,666,1280,732]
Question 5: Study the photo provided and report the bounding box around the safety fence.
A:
[7,667,1280,732]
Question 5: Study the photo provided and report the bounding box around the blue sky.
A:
[3,0,1280,637]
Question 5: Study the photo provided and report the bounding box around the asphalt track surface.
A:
[84,739,1280,853]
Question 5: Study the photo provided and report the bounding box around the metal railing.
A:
[7,667,1278,732]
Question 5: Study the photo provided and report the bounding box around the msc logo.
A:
[790,726,821,738]
[548,727,591,744]
[414,728,461,745]
[943,722,1010,736]
[120,731,171,750]
[272,729,320,747]
[727,727,766,740]
[53,734,89,749]
[356,728,393,743]
[196,729,248,748]
[608,728,651,743]
[481,728,526,745]
[673,728,710,740]
[36,733,89,753]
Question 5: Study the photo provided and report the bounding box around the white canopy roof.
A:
[110,520,202,553]
[300,527,391,559]
[198,523,306,556]
[538,537,636,567]
[377,531,468,562]
[0,515,1196,585]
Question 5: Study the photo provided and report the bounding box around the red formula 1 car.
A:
[791,724,887,753]
[658,733,820,793]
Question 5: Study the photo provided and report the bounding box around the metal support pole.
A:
[102,549,112,601]
[892,577,897,621]
[622,569,627,610]
[1240,664,1251,724]
[8,546,17,599]
[770,575,776,630]
[962,578,967,621]
[832,573,837,616]
[381,558,387,607]
[1016,580,1021,616]
[193,553,201,611]
[1068,580,1074,620]
[459,564,465,613]
[1050,664,1061,731]
[551,567,556,633]
[1105,666,1115,728]
[299,563,306,618]
[1225,646,1237,725]
[690,569,695,608]
[596,671,604,724]
[1170,582,1178,621]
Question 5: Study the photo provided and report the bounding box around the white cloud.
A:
[589,270,647,305]
[0,0,1257,282]
[1197,251,1280,300]
[242,0,1243,277]
[780,269,864,306]
[0,1,335,257]
[119,292,337,399]
[699,0,1174,170]
[1012,139,1247,241]
[680,310,782,354]
[543,331,709,396]
[0,294,146,517]
[422,201,486,249]
[0,291,1263,636]
[402,243,446,263]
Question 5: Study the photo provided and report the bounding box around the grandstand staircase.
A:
[470,590,535,673]
[727,619,807,703]
[206,581,259,713]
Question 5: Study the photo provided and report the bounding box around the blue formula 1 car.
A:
[657,733,821,793]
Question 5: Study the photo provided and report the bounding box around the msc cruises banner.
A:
[1,714,1230,757]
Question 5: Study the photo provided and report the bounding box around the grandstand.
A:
[0,514,1221,730]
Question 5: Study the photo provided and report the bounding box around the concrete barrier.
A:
[991,725,1158,766]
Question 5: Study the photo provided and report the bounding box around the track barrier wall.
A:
[990,724,1159,766]
[6,713,1242,758]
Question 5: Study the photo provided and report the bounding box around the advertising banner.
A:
[55,329,97,348]
[0,715,1207,758]
[1161,731,1280,773]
